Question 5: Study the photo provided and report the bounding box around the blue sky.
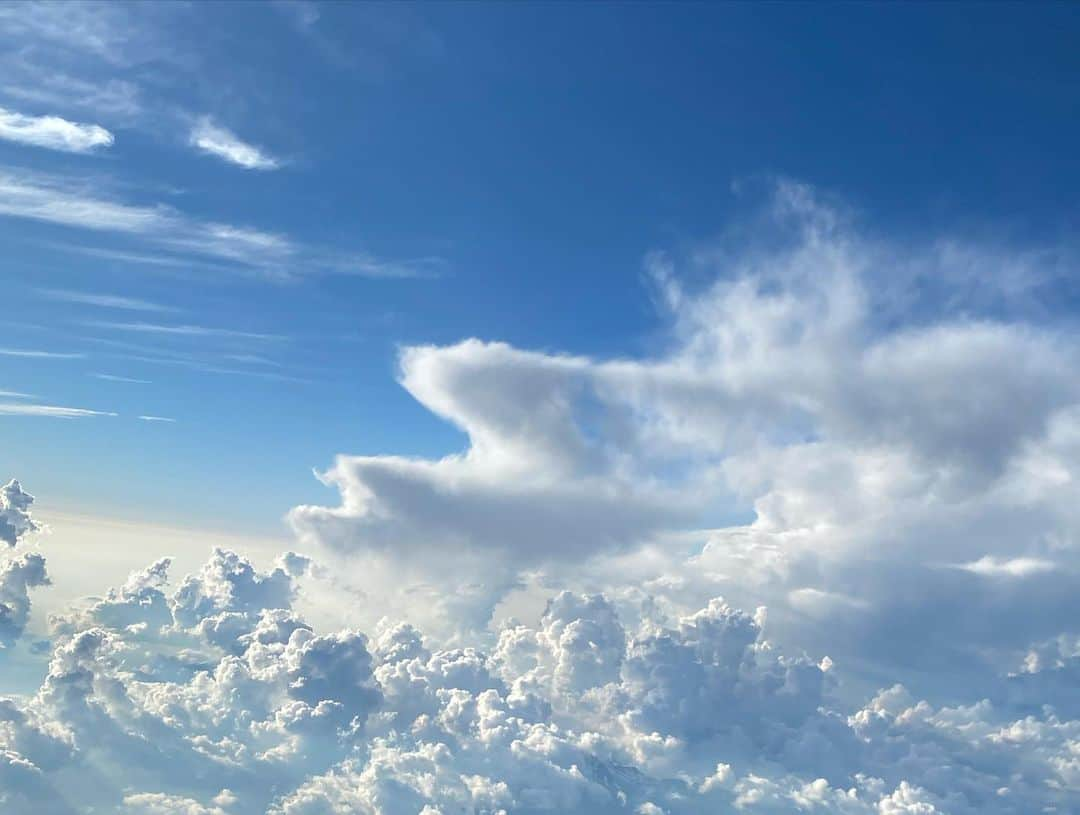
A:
[6,4,1080,815]
[4,2,1079,532]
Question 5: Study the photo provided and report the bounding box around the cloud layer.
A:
[0,510,1078,813]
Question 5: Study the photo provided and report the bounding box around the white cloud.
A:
[0,403,116,419]
[91,373,150,384]
[38,289,177,312]
[954,556,1057,578]
[137,415,175,423]
[0,106,113,153]
[0,348,83,359]
[0,479,39,547]
[189,118,280,170]
[85,321,283,342]
[0,169,439,279]
[0,551,49,646]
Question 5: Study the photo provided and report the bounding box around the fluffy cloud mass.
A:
[4,182,1080,812]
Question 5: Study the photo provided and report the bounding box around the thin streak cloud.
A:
[84,320,284,341]
[38,288,178,312]
[137,414,175,422]
[0,169,438,279]
[0,348,84,359]
[0,402,116,418]
[90,372,151,384]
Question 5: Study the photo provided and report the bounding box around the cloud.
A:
[84,321,284,342]
[4,182,1080,811]
[0,348,84,359]
[137,415,175,423]
[0,480,39,547]
[1,515,1077,813]
[0,551,49,646]
[0,403,116,419]
[0,106,113,153]
[953,556,1057,578]
[38,289,177,313]
[0,390,35,399]
[289,180,1080,692]
[0,169,440,279]
[189,118,280,170]
[91,373,151,384]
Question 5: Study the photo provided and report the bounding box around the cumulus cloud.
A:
[0,480,40,547]
[0,106,113,153]
[189,118,280,170]
[0,551,49,647]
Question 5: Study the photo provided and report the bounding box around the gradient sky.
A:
[3,1,1079,534]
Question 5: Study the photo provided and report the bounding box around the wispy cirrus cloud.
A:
[0,170,168,232]
[116,353,311,383]
[0,347,84,359]
[38,288,177,312]
[0,168,441,279]
[137,414,175,422]
[189,117,280,170]
[90,372,150,384]
[0,106,114,153]
[0,402,115,418]
[0,390,35,399]
[84,320,284,341]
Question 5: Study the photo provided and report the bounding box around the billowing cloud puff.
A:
[0,551,50,648]
[1,479,40,547]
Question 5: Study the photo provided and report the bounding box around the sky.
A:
[3,3,1080,815]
